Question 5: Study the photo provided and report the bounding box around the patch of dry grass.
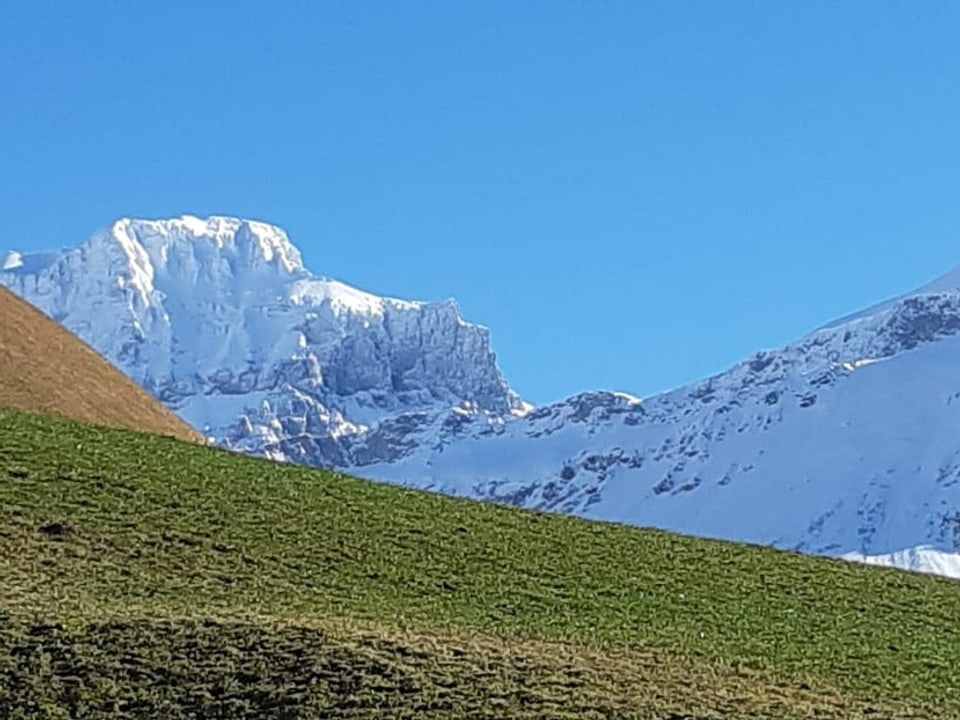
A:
[0,617,928,719]
[0,287,200,442]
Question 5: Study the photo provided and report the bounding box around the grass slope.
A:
[0,287,200,443]
[2,409,959,718]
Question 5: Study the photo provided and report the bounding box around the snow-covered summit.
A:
[0,215,525,445]
[112,215,306,275]
[819,261,960,331]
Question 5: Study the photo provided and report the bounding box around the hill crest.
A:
[0,286,201,443]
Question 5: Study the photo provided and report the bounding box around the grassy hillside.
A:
[0,287,200,443]
[2,409,959,718]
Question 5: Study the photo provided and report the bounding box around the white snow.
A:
[1,251,23,271]
[287,278,422,314]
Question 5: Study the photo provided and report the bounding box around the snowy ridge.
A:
[6,215,960,580]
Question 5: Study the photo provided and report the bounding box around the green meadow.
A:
[1,408,957,718]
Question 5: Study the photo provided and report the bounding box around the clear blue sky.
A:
[3,2,960,405]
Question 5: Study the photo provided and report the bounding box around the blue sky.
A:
[3,2,960,405]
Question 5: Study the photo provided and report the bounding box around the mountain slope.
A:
[0,286,200,443]
[6,215,960,579]
[2,408,958,717]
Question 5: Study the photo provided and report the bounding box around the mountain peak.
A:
[104,215,306,276]
[819,262,960,332]
[0,216,526,446]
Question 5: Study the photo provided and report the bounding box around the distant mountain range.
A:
[6,215,960,579]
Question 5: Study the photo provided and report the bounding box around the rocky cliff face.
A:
[9,215,960,580]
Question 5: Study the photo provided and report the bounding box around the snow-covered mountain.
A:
[7,215,960,579]
[0,216,528,458]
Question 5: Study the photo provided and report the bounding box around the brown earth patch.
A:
[0,286,200,443]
